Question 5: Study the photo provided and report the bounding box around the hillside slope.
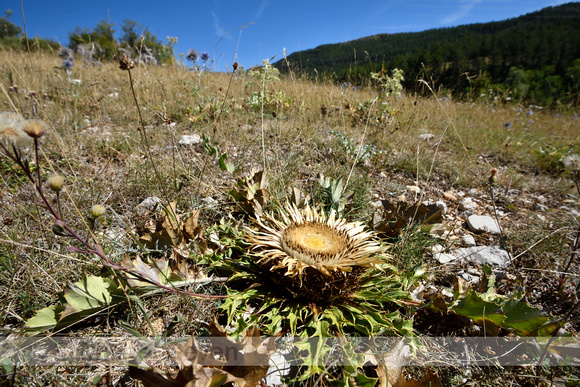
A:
[275,3,580,104]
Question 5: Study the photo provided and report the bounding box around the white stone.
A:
[265,352,291,386]
[406,185,421,194]
[418,133,435,141]
[460,234,477,247]
[459,271,480,284]
[178,134,202,145]
[430,244,445,254]
[453,245,511,268]
[108,92,119,98]
[459,197,478,211]
[467,215,502,234]
[433,253,458,264]
[135,196,162,215]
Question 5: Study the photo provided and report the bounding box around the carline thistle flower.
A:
[245,203,385,278]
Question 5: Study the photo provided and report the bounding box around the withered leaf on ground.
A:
[130,323,274,387]
[229,168,270,216]
[374,199,443,237]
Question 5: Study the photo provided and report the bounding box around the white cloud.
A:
[210,10,228,38]
[255,0,269,19]
[440,0,484,25]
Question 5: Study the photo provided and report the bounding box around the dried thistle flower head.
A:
[119,54,135,70]
[48,174,65,192]
[21,119,49,139]
[564,154,580,172]
[91,205,106,218]
[0,111,29,147]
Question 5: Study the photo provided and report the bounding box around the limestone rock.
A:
[459,197,478,211]
[406,185,421,194]
[467,215,502,234]
[178,134,202,146]
[460,234,477,247]
[454,245,511,268]
[135,196,162,216]
[434,245,511,268]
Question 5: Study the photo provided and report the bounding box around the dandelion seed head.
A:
[21,119,49,139]
[0,112,29,147]
[564,154,580,171]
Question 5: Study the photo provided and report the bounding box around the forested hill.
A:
[274,3,580,105]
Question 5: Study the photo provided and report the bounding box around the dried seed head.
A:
[119,54,135,71]
[91,205,106,218]
[48,174,65,192]
[564,154,580,172]
[0,111,29,147]
[21,119,49,139]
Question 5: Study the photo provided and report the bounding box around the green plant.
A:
[532,145,571,173]
[216,203,417,384]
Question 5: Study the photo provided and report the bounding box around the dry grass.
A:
[1,48,579,385]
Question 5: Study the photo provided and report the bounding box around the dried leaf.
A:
[394,367,442,387]
[131,324,274,387]
[229,169,270,216]
[375,199,443,237]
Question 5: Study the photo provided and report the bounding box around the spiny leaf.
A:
[501,298,549,336]
[451,287,505,335]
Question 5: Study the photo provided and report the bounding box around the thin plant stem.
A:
[33,138,41,195]
[194,65,237,199]
[125,69,169,203]
[535,294,580,384]
[556,171,580,291]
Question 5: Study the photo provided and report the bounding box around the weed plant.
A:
[0,48,579,385]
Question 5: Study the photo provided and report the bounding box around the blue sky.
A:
[3,0,575,70]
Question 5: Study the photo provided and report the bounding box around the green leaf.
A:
[64,275,114,311]
[451,287,505,333]
[24,305,63,333]
[501,298,549,336]
[219,153,234,173]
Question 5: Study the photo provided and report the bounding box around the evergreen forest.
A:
[275,3,580,106]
